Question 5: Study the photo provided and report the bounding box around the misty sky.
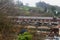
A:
[14,0,60,7]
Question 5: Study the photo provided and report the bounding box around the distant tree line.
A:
[36,1,60,17]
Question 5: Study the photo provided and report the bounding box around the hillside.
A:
[17,2,60,17]
[0,1,60,17]
[36,1,60,11]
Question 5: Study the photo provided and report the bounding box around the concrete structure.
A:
[8,16,60,25]
[7,16,60,36]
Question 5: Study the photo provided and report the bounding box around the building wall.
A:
[8,16,60,25]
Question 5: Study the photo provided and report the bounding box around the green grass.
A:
[19,6,44,11]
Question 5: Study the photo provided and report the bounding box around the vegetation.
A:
[17,32,32,40]
[0,0,60,40]
[0,13,14,40]
[0,0,60,17]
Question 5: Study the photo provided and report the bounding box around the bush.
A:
[17,32,32,40]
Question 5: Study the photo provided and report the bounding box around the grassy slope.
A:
[17,6,60,17]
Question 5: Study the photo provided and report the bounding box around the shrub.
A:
[17,32,32,40]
